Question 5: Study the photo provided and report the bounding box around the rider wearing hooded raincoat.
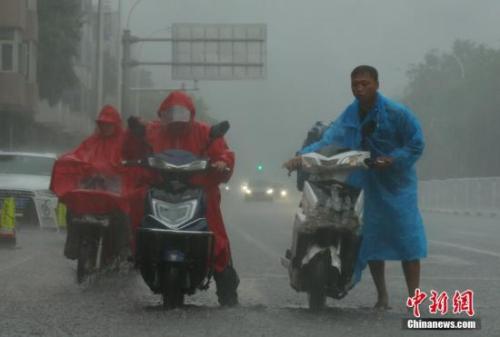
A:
[61,105,125,170]
[122,91,239,306]
[289,66,426,309]
[51,105,132,260]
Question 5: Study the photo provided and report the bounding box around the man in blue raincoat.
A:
[284,65,427,310]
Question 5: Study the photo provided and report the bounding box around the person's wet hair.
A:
[351,65,379,82]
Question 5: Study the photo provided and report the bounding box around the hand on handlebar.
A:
[127,116,146,138]
[212,161,231,173]
[371,156,394,169]
[121,159,144,167]
[282,156,302,176]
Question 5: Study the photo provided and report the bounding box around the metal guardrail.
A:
[419,177,500,217]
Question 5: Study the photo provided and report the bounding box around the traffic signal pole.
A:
[121,30,200,120]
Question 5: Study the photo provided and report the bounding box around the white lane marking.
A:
[455,230,491,238]
[0,255,35,273]
[430,240,500,259]
[389,275,500,282]
[425,254,471,266]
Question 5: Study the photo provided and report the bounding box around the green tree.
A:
[38,0,82,105]
[403,39,500,179]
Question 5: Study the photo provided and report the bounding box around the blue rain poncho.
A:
[300,93,427,283]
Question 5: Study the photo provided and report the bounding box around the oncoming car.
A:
[241,179,289,202]
[0,152,58,228]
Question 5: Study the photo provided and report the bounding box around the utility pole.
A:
[95,0,104,112]
[117,0,123,111]
[121,29,132,119]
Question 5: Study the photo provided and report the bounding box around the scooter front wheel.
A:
[307,256,328,311]
[162,267,185,309]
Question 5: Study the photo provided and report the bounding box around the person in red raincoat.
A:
[123,91,239,306]
[63,105,125,168]
[51,105,130,260]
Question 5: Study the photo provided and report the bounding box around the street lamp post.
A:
[126,0,144,30]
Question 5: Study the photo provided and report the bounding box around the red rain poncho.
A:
[122,91,235,272]
[50,105,140,218]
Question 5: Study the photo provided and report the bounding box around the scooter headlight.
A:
[152,199,198,228]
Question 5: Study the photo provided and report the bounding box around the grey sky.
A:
[117,0,500,182]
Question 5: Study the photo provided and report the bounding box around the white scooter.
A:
[282,146,370,310]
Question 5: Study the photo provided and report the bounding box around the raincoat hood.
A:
[157,91,196,121]
[96,105,123,128]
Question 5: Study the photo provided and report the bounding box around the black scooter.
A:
[126,122,230,309]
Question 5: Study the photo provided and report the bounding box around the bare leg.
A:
[368,260,390,309]
[402,260,420,297]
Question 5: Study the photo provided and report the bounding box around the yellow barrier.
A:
[56,202,67,229]
[0,197,16,243]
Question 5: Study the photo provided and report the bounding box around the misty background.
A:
[119,0,500,183]
[4,0,499,184]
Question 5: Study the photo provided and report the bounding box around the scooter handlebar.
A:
[121,159,144,167]
[210,164,232,173]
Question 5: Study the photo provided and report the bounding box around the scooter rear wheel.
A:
[307,256,328,311]
[77,239,96,283]
[162,267,185,309]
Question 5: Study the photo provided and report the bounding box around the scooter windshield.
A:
[147,150,208,172]
[301,150,370,174]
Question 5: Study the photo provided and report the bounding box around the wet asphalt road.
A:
[0,192,499,337]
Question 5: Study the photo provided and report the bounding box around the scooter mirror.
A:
[209,121,230,139]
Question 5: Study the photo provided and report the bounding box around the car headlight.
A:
[152,199,197,228]
[280,190,288,197]
[224,185,230,191]
[244,189,252,195]
[266,188,274,195]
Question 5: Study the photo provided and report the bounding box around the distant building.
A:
[36,0,96,143]
[1,0,121,152]
[0,0,39,149]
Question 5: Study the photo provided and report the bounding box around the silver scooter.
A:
[282,147,370,310]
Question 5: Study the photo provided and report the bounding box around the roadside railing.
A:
[419,177,500,217]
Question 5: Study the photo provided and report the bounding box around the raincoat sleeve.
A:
[299,118,346,155]
[206,137,235,184]
[389,109,425,170]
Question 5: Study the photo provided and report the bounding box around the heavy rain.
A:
[0,1,499,336]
